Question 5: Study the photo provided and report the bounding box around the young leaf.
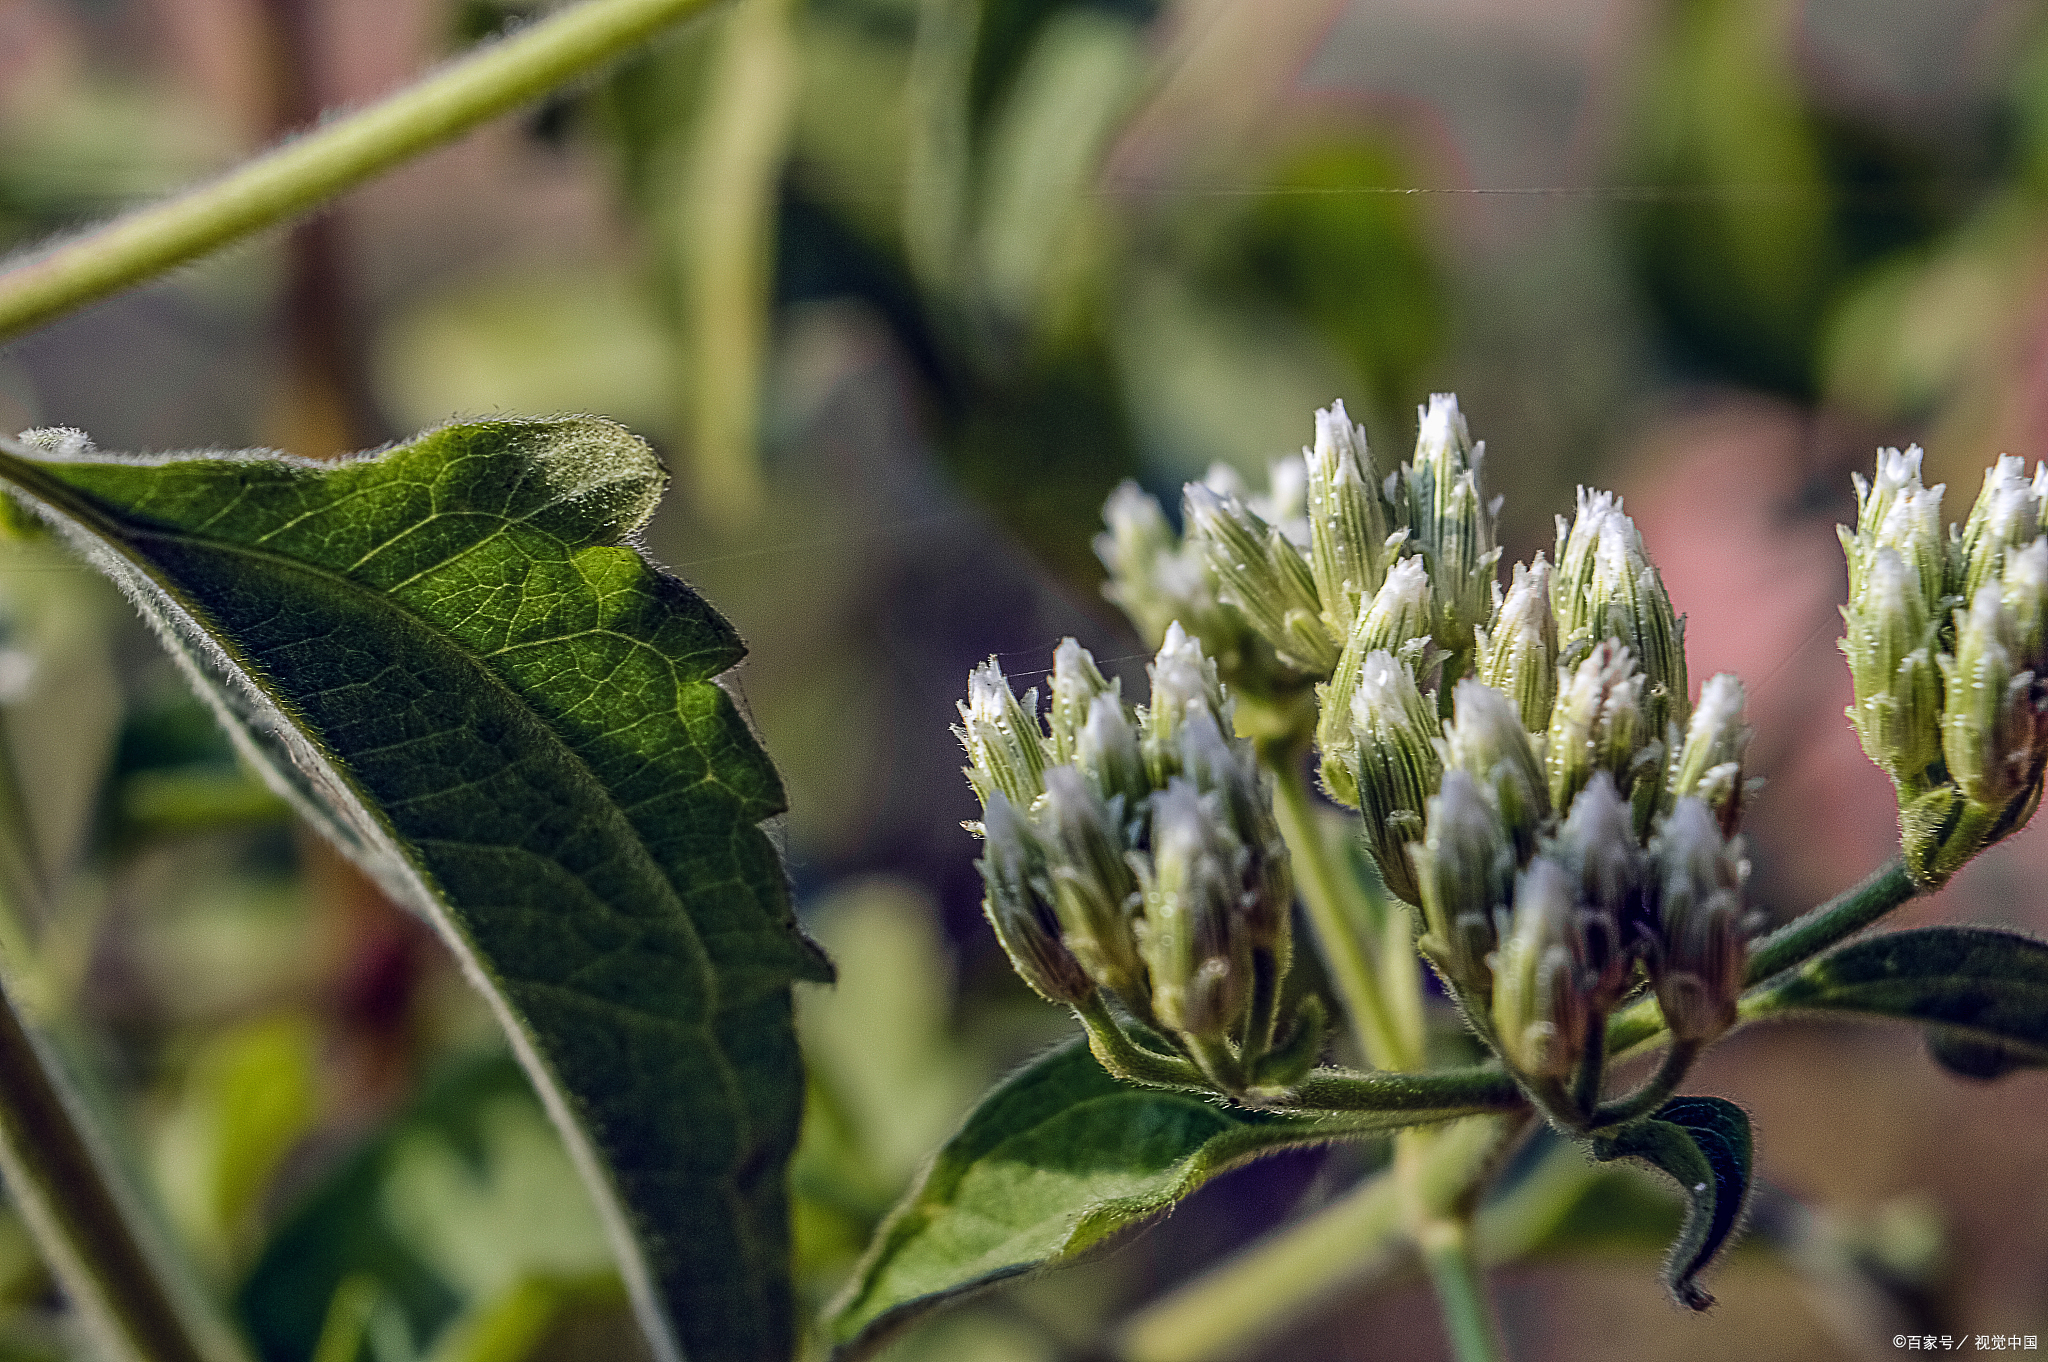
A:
[826,1037,1466,1360]
[1745,925,2048,1074]
[0,422,831,1362]
[1591,1095,1753,1311]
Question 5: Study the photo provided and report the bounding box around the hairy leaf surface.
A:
[1592,1096,1752,1311]
[1744,925,2048,1076]
[827,1037,1462,1360]
[0,422,830,1362]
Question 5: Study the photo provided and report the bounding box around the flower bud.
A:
[1648,798,1748,1044]
[1556,492,1687,738]
[1097,481,1277,691]
[1077,691,1148,814]
[1440,679,1550,862]
[1851,446,1925,585]
[1316,558,1436,806]
[2002,536,2048,674]
[1353,554,1439,672]
[1041,767,1147,1000]
[1409,770,1512,1002]
[1332,650,1443,903]
[1047,638,1117,766]
[1961,455,2044,605]
[1097,482,1219,646]
[1553,487,1621,643]
[1138,780,1252,1043]
[1939,584,2047,812]
[1305,401,1392,639]
[1398,395,1500,659]
[1185,481,1337,676]
[1176,707,1292,954]
[957,659,1047,809]
[1551,773,1646,1009]
[1669,673,1751,833]
[1840,546,1943,789]
[1547,640,1647,815]
[978,793,1092,1004]
[1142,623,1230,787]
[1839,448,1948,619]
[1490,858,1592,1080]
[1477,556,1559,734]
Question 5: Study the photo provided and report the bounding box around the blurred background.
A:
[3,0,2048,1358]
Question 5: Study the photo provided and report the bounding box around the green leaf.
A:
[1591,1095,1753,1311]
[827,1037,1424,1360]
[1745,925,2048,1075]
[0,421,831,1362]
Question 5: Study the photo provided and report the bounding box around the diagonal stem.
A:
[1741,856,1917,985]
[1263,744,1411,1070]
[0,974,245,1362]
[0,0,726,342]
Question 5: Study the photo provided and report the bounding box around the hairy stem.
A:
[1072,993,1208,1091]
[1591,1039,1700,1131]
[1277,1066,1525,1115]
[1264,745,1412,1070]
[0,0,725,342]
[1742,856,1917,985]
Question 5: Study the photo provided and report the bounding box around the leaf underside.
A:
[826,1037,1357,1361]
[1748,925,2048,1077]
[1592,1095,1752,1311]
[0,421,830,1362]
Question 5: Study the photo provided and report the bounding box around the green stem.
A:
[1276,1065,1525,1115]
[1418,1219,1505,1362]
[0,0,725,342]
[1742,856,1917,985]
[1265,748,1409,1070]
[1591,1039,1700,1131]
[0,973,244,1362]
[1072,994,1208,1091]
